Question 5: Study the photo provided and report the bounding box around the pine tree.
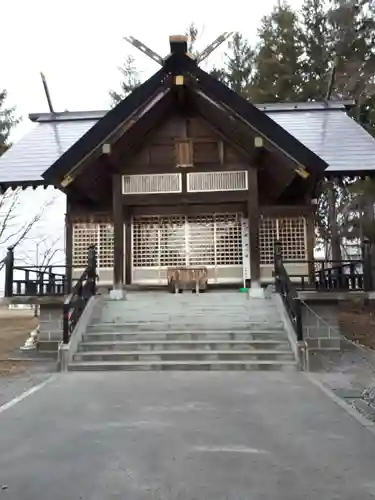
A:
[0,90,19,156]
[220,32,254,97]
[251,1,304,102]
[109,55,141,106]
[299,0,332,100]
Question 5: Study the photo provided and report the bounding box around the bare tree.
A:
[19,235,64,317]
[0,188,58,271]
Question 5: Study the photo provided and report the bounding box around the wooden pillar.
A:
[124,207,132,285]
[112,174,124,294]
[247,168,262,296]
[65,200,73,293]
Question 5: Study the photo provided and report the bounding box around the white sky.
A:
[3,0,303,141]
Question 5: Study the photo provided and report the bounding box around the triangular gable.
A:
[42,51,328,188]
[42,65,169,186]
[180,57,327,176]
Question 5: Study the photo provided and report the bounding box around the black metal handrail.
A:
[274,241,303,341]
[282,238,373,292]
[62,245,97,344]
[3,247,71,297]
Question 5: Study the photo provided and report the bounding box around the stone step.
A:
[82,331,288,342]
[86,322,285,333]
[78,339,291,352]
[68,359,298,372]
[73,349,295,363]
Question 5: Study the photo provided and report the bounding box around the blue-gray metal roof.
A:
[0,118,97,185]
[0,101,374,185]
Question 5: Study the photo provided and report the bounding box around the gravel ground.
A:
[311,337,375,421]
[0,312,56,408]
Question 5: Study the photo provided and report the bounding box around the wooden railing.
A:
[274,241,303,341]
[62,245,97,344]
[4,247,70,297]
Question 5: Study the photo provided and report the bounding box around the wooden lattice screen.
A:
[259,217,307,264]
[72,223,114,269]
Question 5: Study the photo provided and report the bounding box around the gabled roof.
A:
[0,99,373,190]
[40,51,328,187]
[0,37,374,189]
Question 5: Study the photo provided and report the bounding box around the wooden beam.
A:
[121,191,248,206]
[112,174,124,290]
[130,202,245,217]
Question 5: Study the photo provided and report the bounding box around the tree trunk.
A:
[327,180,342,261]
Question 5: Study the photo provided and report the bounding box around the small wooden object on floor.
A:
[167,267,208,294]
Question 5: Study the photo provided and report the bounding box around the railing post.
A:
[62,304,70,344]
[362,237,373,291]
[274,240,282,292]
[87,245,97,296]
[294,298,303,341]
[4,247,14,298]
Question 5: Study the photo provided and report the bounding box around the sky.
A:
[0,0,305,288]
[3,0,304,140]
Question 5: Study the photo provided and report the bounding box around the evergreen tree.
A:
[0,89,19,156]
[220,32,254,96]
[109,55,141,106]
[299,0,332,100]
[251,1,304,102]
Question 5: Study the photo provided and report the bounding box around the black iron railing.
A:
[62,245,97,344]
[4,247,70,297]
[283,238,373,292]
[274,241,303,341]
[288,259,365,291]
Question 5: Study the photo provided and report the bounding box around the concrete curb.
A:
[304,372,375,434]
[58,295,102,371]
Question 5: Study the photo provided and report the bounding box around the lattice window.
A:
[187,171,248,192]
[72,223,114,269]
[187,215,215,266]
[122,173,182,194]
[132,216,159,267]
[259,218,278,265]
[259,217,307,264]
[159,216,186,267]
[132,214,242,268]
[215,214,242,265]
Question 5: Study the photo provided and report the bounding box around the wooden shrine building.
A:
[2,35,375,297]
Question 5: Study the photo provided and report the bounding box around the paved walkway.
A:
[1,372,375,499]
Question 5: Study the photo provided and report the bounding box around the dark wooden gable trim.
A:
[42,65,170,185]
[179,55,328,176]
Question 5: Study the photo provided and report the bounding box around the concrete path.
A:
[1,372,375,499]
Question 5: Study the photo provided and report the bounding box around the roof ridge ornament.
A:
[123,32,234,67]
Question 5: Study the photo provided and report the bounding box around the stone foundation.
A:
[38,303,64,355]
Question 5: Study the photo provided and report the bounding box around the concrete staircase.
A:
[68,291,297,371]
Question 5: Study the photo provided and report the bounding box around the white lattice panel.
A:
[187,171,248,192]
[72,223,114,269]
[132,216,159,267]
[278,217,307,261]
[259,218,278,265]
[187,215,215,266]
[122,173,182,194]
[259,217,307,264]
[159,216,186,267]
[215,214,242,265]
[132,214,243,270]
